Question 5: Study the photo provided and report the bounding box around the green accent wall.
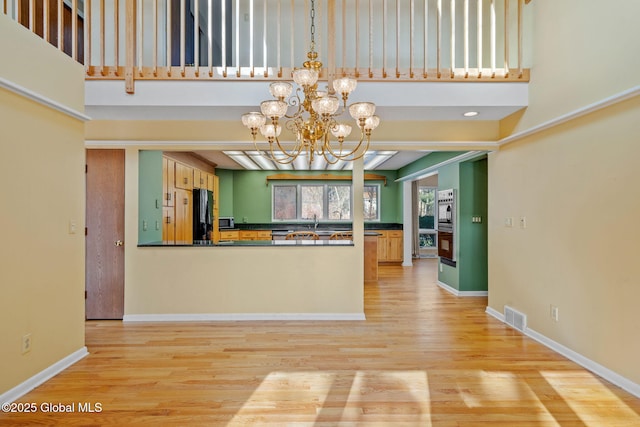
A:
[398,151,465,179]
[217,169,234,217]
[436,157,488,293]
[458,158,488,292]
[437,163,460,289]
[221,169,401,224]
[138,150,163,243]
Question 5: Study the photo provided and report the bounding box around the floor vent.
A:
[504,306,527,332]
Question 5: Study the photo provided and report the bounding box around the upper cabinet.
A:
[161,153,217,244]
[175,162,194,190]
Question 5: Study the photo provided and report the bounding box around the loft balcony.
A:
[3,0,532,169]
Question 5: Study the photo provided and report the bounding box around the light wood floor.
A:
[3,259,639,426]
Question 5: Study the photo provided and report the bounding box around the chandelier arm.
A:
[324,125,368,160]
[283,89,304,119]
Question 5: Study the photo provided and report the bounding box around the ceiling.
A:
[84,79,528,170]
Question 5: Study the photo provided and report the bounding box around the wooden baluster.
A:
[450,0,455,78]
[194,0,199,77]
[436,0,441,78]
[72,0,78,62]
[138,0,143,76]
[518,0,523,78]
[85,0,91,75]
[29,0,34,32]
[43,0,49,43]
[504,0,509,77]
[152,0,157,77]
[410,0,414,78]
[369,0,373,78]
[382,0,386,78]
[249,0,254,78]
[208,0,213,77]
[490,0,495,77]
[477,0,482,77]
[464,0,469,78]
[180,0,185,77]
[100,0,105,75]
[276,0,281,77]
[263,0,267,78]
[423,0,428,78]
[235,0,240,77]
[222,0,228,77]
[395,0,399,78]
[166,0,171,77]
[125,0,135,93]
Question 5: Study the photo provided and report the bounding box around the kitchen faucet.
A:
[314,214,318,230]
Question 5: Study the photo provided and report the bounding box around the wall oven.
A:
[437,189,456,262]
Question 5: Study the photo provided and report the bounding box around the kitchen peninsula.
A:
[133,150,399,320]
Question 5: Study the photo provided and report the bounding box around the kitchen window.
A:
[272,184,380,222]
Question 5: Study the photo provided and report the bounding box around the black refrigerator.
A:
[193,189,213,241]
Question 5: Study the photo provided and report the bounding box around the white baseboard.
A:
[0,347,89,404]
[485,306,640,399]
[123,313,367,322]
[437,281,488,297]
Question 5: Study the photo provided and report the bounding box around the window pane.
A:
[328,185,351,220]
[273,186,297,220]
[363,185,378,220]
[418,187,436,229]
[301,185,323,220]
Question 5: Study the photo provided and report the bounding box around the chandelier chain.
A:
[310,0,316,52]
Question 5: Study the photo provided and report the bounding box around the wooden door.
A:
[86,149,125,319]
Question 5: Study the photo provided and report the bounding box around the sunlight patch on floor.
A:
[228,370,433,425]
[539,370,640,426]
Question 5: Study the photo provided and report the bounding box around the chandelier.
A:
[241,0,380,167]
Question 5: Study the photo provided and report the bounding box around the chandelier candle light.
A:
[241,0,380,166]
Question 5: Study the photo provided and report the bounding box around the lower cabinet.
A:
[239,230,272,241]
[220,230,239,241]
[375,230,403,263]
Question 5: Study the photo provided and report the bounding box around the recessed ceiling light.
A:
[463,111,479,117]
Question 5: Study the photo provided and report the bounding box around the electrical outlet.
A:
[22,333,32,354]
[68,220,77,234]
[550,305,559,322]
[155,221,160,230]
[142,220,148,231]
[439,263,443,272]
[504,217,513,227]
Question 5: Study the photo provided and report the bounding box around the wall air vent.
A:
[504,305,527,332]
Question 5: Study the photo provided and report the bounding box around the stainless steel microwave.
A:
[218,217,235,229]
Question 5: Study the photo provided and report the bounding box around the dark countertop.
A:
[233,222,403,231]
[139,240,354,247]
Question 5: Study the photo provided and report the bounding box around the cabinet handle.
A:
[184,198,189,205]
[166,216,171,224]
[183,177,188,185]
[166,192,172,201]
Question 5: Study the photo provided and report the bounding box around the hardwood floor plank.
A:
[1,259,639,426]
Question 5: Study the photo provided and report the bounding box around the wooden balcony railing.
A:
[3,0,531,93]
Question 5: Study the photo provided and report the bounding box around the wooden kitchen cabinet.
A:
[174,162,193,190]
[375,230,403,263]
[163,206,175,242]
[220,230,239,241]
[239,230,272,241]
[174,188,193,243]
[162,157,175,207]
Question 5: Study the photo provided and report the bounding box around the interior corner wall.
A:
[0,17,86,394]
[489,0,640,386]
[138,150,163,244]
[488,96,640,385]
